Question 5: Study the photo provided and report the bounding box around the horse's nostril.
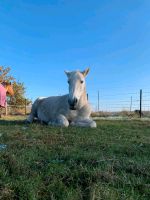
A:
[68,98,78,108]
[74,98,78,104]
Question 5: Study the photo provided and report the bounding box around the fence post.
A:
[130,96,132,112]
[140,89,142,118]
[87,93,88,100]
[25,99,27,115]
[5,102,8,116]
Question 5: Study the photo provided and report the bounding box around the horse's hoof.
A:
[90,121,97,128]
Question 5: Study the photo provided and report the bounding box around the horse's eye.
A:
[81,80,84,84]
[68,80,70,84]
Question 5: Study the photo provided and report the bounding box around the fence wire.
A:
[1,89,150,117]
[89,89,150,113]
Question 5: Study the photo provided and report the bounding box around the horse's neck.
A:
[78,88,88,109]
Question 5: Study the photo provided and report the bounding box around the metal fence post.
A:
[140,89,142,118]
[98,91,100,112]
[130,96,132,112]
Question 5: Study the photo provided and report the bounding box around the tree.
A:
[0,66,31,106]
[8,81,31,106]
[0,66,14,83]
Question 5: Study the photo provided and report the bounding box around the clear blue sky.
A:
[0,0,150,110]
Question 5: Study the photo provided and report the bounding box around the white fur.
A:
[27,69,96,128]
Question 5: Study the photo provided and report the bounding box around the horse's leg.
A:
[27,114,34,123]
[70,104,97,128]
[48,114,69,127]
[70,118,97,128]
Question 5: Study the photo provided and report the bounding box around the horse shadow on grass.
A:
[0,119,26,126]
[0,117,46,126]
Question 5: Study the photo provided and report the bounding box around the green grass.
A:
[0,116,150,200]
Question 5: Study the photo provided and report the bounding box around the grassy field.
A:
[0,116,150,200]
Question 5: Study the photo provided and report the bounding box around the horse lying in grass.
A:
[27,68,96,128]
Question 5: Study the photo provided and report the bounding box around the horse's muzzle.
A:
[68,98,78,110]
[69,106,76,110]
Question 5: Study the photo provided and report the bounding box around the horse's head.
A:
[2,82,14,96]
[65,68,90,110]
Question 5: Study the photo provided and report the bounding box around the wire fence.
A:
[0,104,32,116]
[89,89,150,116]
[7,105,32,115]
[1,89,150,118]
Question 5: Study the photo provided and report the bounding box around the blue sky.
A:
[0,0,150,110]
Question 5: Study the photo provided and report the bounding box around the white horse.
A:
[27,68,96,128]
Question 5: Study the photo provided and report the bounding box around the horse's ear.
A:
[82,68,90,77]
[64,70,70,77]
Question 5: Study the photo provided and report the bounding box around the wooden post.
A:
[5,102,8,116]
[0,107,2,118]
[140,89,142,118]
[25,99,27,115]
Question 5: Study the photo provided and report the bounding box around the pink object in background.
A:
[0,84,6,107]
